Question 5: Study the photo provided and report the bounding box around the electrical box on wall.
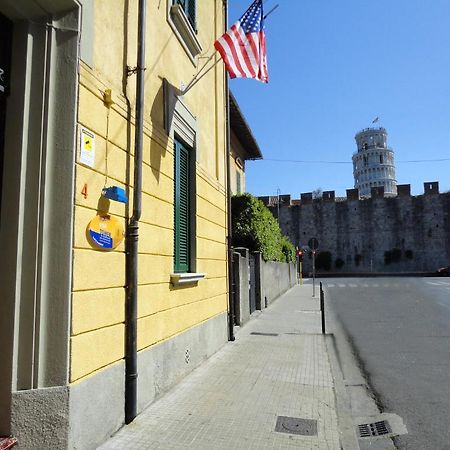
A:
[102,186,128,203]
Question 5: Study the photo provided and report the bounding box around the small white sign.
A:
[79,127,96,167]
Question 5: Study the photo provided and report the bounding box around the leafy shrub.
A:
[335,258,345,269]
[231,193,296,262]
[391,248,402,262]
[281,235,296,263]
[384,250,392,265]
[316,251,332,271]
[405,249,413,259]
[385,248,402,265]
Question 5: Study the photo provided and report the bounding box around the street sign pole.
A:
[299,259,303,285]
[308,238,319,298]
[296,247,304,286]
[312,250,316,297]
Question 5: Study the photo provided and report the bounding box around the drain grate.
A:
[250,332,279,336]
[358,420,391,438]
[275,416,318,436]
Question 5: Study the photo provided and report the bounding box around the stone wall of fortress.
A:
[260,182,450,274]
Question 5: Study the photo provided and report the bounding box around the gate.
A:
[249,253,256,314]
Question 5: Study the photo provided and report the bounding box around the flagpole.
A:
[198,52,217,73]
[181,57,221,95]
[182,0,277,95]
[263,3,279,20]
[185,51,217,90]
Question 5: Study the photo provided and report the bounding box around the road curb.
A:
[322,281,400,450]
[325,334,360,450]
[314,272,436,278]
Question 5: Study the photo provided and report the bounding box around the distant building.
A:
[353,127,397,197]
[229,92,262,195]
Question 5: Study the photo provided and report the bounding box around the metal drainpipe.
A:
[125,0,146,424]
[224,0,235,342]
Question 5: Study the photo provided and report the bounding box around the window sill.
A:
[170,272,206,286]
[169,5,202,61]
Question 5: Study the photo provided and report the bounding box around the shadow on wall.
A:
[149,80,168,183]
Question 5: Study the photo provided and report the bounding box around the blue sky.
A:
[228,0,450,198]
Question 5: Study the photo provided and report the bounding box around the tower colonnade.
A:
[352,127,397,197]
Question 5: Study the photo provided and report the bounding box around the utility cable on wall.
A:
[103,89,114,187]
[257,158,450,165]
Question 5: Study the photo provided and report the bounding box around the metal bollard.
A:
[320,282,325,334]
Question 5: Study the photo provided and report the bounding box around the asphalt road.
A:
[323,277,450,450]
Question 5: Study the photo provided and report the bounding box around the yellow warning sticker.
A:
[80,127,96,167]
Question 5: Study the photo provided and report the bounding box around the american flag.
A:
[214,0,268,83]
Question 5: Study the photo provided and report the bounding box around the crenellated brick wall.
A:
[260,182,450,274]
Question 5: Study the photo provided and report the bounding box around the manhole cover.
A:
[275,416,318,436]
[250,332,279,336]
[358,420,391,438]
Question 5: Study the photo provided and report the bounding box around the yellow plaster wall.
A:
[70,1,228,382]
[230,130,246,195]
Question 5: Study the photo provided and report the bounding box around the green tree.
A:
[231,193,296,262]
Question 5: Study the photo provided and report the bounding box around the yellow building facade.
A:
[229,92,262,195]
[0,1,231,448]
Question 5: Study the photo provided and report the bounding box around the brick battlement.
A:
[259,182,443,207]
[258,180,450,275]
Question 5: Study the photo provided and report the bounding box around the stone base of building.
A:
[11,312,228,450]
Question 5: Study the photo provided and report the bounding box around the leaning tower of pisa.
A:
[352,127,397,197]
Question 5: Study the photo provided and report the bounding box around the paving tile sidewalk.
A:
[99,283,352,450]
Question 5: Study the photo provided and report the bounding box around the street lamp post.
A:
[276,187,280,224]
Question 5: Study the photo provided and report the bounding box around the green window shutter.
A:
[173,0,196,31]
[186,0,196,31]
[174,140,190,272]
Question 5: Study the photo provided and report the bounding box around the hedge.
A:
[231,193,296,263]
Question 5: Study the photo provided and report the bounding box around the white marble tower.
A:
[352,127,397,197]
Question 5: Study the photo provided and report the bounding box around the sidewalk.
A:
[98,283,358,450]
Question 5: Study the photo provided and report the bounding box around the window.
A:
[173,0,196,31]
[169,0,201,60]
[236,170,241,194]
[166,92,205,285]
[174,138,191,273]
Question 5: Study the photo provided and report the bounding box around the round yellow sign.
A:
[86,214,124,251]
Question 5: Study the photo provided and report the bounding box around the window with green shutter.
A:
[173,0,196,31]
[174,139,191,272]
